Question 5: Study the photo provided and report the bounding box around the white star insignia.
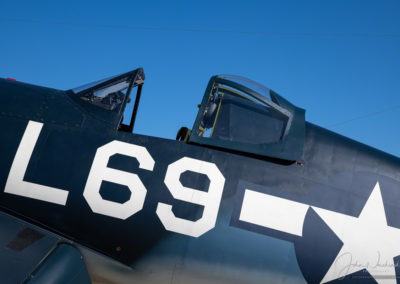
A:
[313,182,400,284]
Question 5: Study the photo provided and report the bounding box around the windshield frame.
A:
[68,68,145,133]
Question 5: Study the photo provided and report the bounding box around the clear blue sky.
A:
[1,1,400,156]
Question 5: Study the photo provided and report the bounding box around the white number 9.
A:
[156,157,225,237]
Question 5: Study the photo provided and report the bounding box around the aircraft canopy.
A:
[189,75,305,161]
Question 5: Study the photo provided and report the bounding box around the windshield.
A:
[72,74,122,94]
[71,69,144,111]
[78,80,130,111]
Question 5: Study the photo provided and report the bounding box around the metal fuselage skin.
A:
[0,78,399,284]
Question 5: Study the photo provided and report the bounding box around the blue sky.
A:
[1,1,400,156]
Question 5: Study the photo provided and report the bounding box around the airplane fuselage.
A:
[1,77,399,283]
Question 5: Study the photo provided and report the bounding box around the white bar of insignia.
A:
[239,189,309,236]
